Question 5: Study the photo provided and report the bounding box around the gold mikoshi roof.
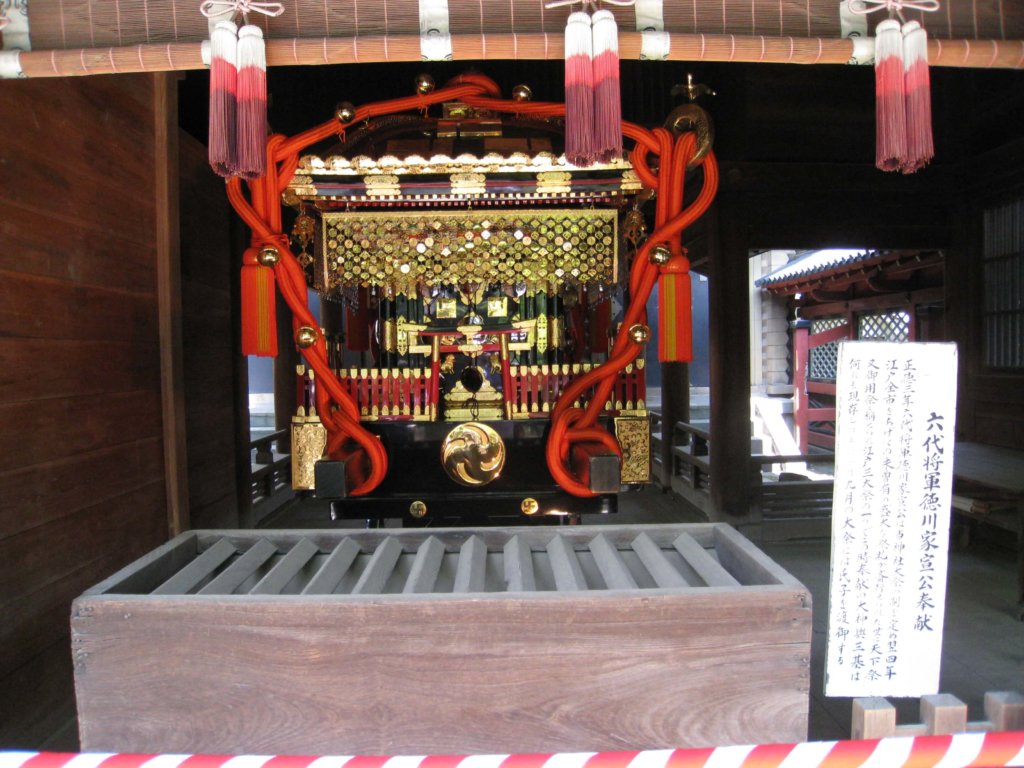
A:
[286,152,642,205]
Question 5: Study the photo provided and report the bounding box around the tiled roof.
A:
[754,249,877,288]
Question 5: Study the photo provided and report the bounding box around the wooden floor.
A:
[25,486,1023,750]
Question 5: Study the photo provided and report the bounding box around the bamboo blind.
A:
[10,31,1024,79]
[23,0,1024,51]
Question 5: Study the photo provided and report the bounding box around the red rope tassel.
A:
[658,253,692,362]
[208,19,238,177]
[241,248,278,357]
[564,10,595,167]
[901,20,933,173]
[874,18,907,172]
[591,9,623,163]
[236,23,268,180]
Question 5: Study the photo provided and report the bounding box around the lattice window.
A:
[809,317,845,380]
[858,310,912,342]
[983,198,1024,369]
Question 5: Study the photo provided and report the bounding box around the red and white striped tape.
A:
[3,734,1024,768]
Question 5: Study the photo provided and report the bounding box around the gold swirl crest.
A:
[441,422,506,486]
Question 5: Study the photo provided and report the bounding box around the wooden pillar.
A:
[155,73,190,537]
[659,362,689,489]
[707,203,754,523]
[791,318,811,454]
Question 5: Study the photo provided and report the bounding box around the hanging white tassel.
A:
[591,9,623,163]
[873,18,907,172]
[208,19,238,177]
[564,10,595,167]
[901,20,933,173]
[236,23,268,179]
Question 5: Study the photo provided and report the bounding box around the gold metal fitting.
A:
[257,246,280,267]
[521,497,540,516]
[409,500,428,519]
[649,245,672,266]
[335,101,356,123]
[628,323,650,344]
[511,84,533,102]
[295,326,319,349]
[415,73,436,95]
[441,422,506,486]
[665,102,715,168]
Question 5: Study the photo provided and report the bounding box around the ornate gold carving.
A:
[382,318,398,353]
[548,317,562,350]
[291,412,328,491]
[535,312,548,353]
[487,296,508,318]
[436,298,458,319]
[521,497,539,515]
[441,422,506,486]
[321,210,617,293]
[614,416,651,484]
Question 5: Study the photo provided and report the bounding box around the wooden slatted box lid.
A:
[73,524,812,756]
[80,523,804,597]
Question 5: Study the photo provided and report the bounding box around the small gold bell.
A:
[511,84,533,102]
[628,324,650,344]
[648,245,672,265]
[415,73,436,95]
[296,326,319,349]
[335,101,356,123]
[257,246,280,267]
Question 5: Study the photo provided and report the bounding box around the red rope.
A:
[224,72,718,499]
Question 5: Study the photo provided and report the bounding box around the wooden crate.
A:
[72,524,811,755]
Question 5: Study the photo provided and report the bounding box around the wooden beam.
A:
[798,287,946,319]
[155,73,189,537]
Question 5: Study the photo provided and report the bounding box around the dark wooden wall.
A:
[0,74,170,746]
[179,132,244,529]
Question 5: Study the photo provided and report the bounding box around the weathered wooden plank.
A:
[631,532,689,588]
[0,439,164,540]
[453,535,487,593]
[85,533,198,597]
[352,537,403,595]
[250,539,320,595]
[403,536,445,594]
[546,535,588,591]
[588,534,637,590]
[198,523,719,555]
[72,588,811,755]
[0,390,163,475]
[713,525,800,586]
[0,480,169,603]
[672,532,741,588]
[0,269,160,344]
[504,534,536,592]
[0,338,161,406]
[301,538,360,595]
[152,539,236,596]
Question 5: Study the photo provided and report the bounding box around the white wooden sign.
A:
[825,341,958,697]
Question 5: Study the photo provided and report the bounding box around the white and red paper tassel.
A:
[235,23,268,179]
[901,19,933,173]
[564,10,596,167]
[873,18,907,172]
[208,19,238,178]
[591,9,623,162]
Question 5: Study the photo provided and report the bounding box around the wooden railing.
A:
[250,429,292,524]
[664,418,836,527]
[338,367,435,420]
